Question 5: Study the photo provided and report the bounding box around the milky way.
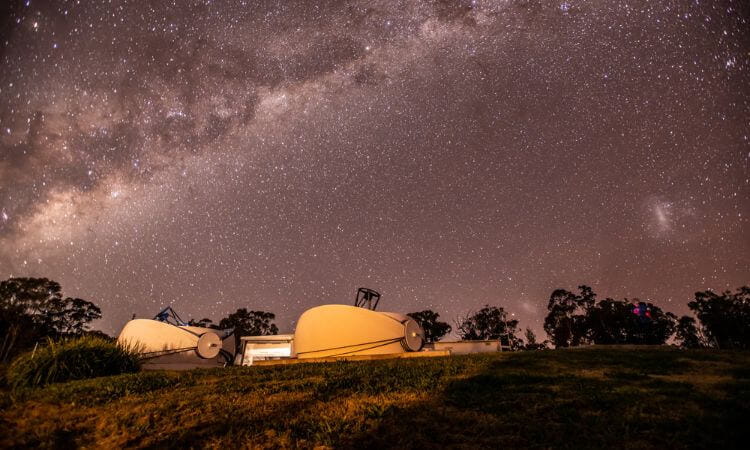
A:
[1,0,748,336]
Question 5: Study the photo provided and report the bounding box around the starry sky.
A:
[1,0,748,337]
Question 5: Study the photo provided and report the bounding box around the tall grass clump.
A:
[6,336,140,389]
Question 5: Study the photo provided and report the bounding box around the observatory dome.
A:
[293,304,424,359]
[118,319,235,370]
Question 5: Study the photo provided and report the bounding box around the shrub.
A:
[6,336,140,389]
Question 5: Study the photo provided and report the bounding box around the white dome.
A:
[293,305,424,358]
[118,319,235,369]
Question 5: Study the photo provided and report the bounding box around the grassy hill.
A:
[1,346,748,449]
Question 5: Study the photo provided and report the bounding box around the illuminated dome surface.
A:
[118,319,235,369]
[293,304,424,359]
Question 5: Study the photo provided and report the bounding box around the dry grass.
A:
[1,346,748,449]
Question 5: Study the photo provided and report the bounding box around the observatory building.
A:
[120,288,494,369]
[236,288,425,365]
[293,304,423,358]
[118,307,235,370]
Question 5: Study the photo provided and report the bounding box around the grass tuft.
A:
[5,336,140,389]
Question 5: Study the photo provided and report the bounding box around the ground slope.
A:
[1,346,748,449]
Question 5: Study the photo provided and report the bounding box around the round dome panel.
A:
[196,332,221,359]
[403,319,424,351]
[294,305,415,358]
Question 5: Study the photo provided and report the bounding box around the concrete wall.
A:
[432,340,503,355]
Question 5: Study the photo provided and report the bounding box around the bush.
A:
[6,336,140,389]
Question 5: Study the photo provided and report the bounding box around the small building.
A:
[238,334,294,366]
[430,340,509,355]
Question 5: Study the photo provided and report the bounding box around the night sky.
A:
[1,0,748,337]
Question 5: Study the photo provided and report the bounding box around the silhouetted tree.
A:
[543,285,595,348]
[544,285,678,347]
[46,297,102,336]
[675,315,704,349]
[407,310,452,343]
[688,286,750,349]
[456,305,522,350]
[0,277,102,362]
[187,318,216,328]
[218,308,279,353]
[584,298,630,345]
[586,298,676,345]
[522,328,547,350]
